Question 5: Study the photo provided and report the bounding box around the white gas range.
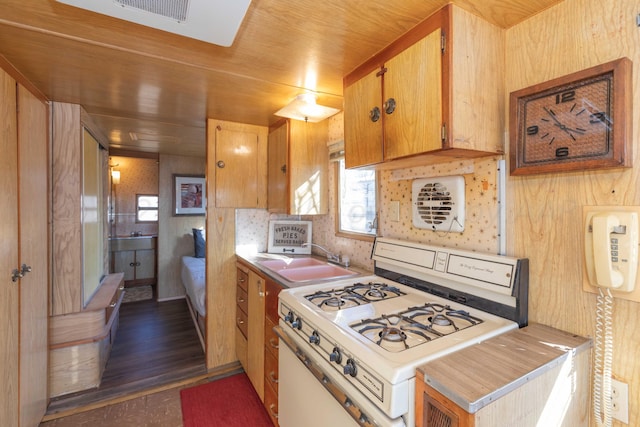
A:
[276,238,528,427]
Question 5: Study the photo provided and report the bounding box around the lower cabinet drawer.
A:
[265,317,279,358]
[264,346,279,395]
[236,307,248,338]
[263,376,279,426]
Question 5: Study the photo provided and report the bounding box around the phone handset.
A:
[592,214,624,288]
[585,211,638,292]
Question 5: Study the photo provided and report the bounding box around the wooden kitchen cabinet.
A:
[208,119,268,208]
[267,119,328,215]
[344,4,504,169]
[236,259,267,401]
[415,324,591,427]
[111,236,157,288]
[263,278,282,426]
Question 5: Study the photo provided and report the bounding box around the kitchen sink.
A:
[258,257,358,283]
[259,257,326,270]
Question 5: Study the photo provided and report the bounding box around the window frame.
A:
[135,193,159,223]
[334,159,378,242]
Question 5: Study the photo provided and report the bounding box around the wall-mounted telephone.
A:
[585,211,638,292]
[584,210,639,427]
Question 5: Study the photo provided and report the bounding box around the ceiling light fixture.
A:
[275,93,340,123]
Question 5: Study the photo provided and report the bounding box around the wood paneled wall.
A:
[505,0,640,425]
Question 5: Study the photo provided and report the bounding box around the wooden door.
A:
[214,126,260,208]
[0,63,20,427]
[384,28,443,160]
[267,120,288,213]
[289,120,328,215]
[0,66,48,427]
[247,270,265,401]
[344,68,384,168]
[16,84,49,427]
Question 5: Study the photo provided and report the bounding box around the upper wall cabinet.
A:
[208,119,268,209]
[343,4,505,169]
[267,119,328,215]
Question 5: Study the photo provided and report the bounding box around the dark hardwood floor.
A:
[45,298,208,418]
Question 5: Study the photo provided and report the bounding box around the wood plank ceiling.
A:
[0,0,563,156]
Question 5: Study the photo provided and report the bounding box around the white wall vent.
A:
[115,0,190,21]
[55,0,252,47]
[412,176,465,232]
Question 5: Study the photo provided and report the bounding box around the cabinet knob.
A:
[280,164,287,174]
[384,97,396,115]
[369,106,381,122]
[216,160,226,168]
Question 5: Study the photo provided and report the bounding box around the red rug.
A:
[180,373,273,427]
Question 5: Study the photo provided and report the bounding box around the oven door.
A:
[276,326,406,427]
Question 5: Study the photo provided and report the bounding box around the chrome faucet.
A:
[302,243,350,267]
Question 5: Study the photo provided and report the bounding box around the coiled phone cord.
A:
[593,287,613,427]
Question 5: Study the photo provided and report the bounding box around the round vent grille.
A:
[412,176,465,232]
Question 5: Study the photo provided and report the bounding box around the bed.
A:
[181,255,206,349]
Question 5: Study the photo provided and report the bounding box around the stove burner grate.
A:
[305,282,406,310]
[351,303,484,352]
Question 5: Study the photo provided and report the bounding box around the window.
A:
[337,159,377,239]
[136,194,158,222]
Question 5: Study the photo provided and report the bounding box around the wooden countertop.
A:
[416,323,591,413]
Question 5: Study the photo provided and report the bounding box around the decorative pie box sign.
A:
[267,221,312,254]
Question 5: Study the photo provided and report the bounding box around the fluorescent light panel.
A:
[55,0,252,47]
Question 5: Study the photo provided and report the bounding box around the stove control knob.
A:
[329,347,342,364]
[309,331,320,345]
[284,311,294,324]
[343,359,358,377]
[292,317,303,330]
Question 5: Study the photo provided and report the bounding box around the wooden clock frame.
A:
[509,58,632,176]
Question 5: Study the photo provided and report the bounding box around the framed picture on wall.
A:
[173,175,206,216]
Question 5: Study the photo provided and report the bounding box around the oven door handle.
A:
[274,326,376,427]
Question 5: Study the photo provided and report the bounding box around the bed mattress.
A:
[181,256,206,317]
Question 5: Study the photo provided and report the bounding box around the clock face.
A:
[521,76,611,165]
[509,58,631,176]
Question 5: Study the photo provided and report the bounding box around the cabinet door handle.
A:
[217,160,225,168]
[369,106,381,122]
[11,269,23,282]
[269,371,279,384]
[384,97,396,115]
[109,302,117,308]
[130,262,136,267]
[237,297,245,303]
[21,264,32,274]
[269,404,278,419]
[269,338,279,349]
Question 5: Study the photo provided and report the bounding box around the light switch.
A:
[389,201,400,222]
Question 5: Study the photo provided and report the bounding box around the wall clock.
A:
[509,58,632,175]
